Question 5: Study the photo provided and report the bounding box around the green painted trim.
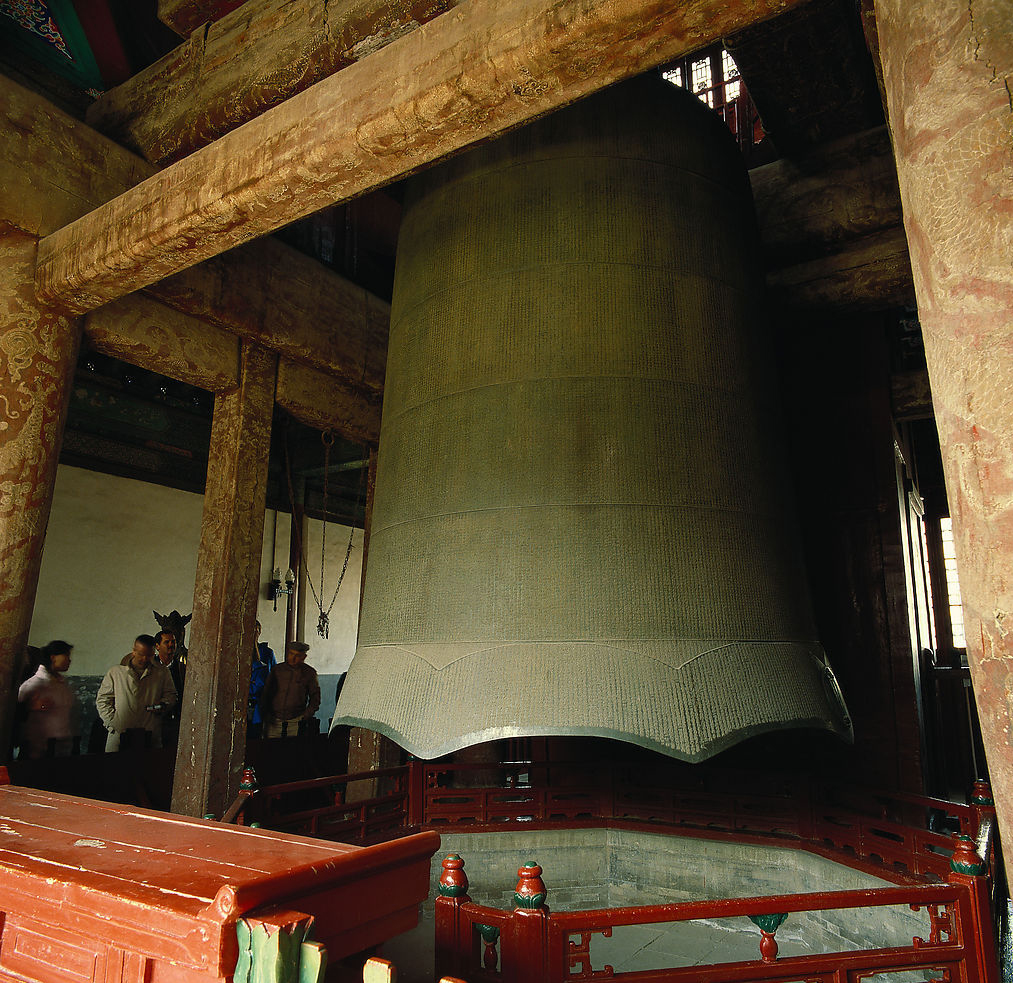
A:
[235,918,329,983]
[476,924,500,944]
[951,859,988,875]
[513,892,546,909]
[748,912,788,934]
[438,883,468,897]
[235,919,253,983]
[299,941,327,983]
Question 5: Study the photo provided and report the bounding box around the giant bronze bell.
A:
[333,73,853,760]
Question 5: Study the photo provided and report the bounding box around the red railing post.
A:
[435,854,472,981]
[407,758,425,827]
[948,834,1001,983]
[503,862,551,983]
[970,780,996,843]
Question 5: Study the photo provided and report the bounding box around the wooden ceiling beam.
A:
[1,75,387,397]
[158,0,245,36]
[84,294,240,393]
[84,295,381,440]
[765,226,915,311]
[36,0,811,315]
[749,124,913,311]
[750,125,903,266]
[91,0,460,167]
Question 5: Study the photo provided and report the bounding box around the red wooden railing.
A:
[236,765,413,843]
[236,759,996,885]
[233,761,1001,981]
[419,759,991,883]
[434,838,1001,983]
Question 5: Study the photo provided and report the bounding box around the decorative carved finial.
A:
[971,780,994,807]
[439,855,469,897]
[240,768,258,792]
[950,834,987,875]
[514,862,547,909]
[748,913,788,964]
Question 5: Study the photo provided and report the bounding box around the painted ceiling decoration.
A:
[1,0,71,60]
[1,0,141,94]
[1,0,101,91]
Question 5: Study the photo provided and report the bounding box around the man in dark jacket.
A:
[260,641,320,738]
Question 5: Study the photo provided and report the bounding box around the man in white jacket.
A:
[97,635,177,752]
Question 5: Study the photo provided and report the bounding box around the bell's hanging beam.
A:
[335,74,853,762]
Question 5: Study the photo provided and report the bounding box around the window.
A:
[722,50,741,102]
[662,66,683,88]
[659,44,772,166]
[939,517,967,649]
[691,57,713,107]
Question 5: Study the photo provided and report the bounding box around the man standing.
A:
[260,641,320,738]
[151,629,184,746]
[97,635,177,751]
[153,630,184,696]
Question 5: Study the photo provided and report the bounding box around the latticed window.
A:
[660,44,770,165]
[722,50,741,102]
[940,517,967,649]
[691,57,713,107]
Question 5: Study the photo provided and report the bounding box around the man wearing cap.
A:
[260,641,321,738]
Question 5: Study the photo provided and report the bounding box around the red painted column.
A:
[873,0,1013,880]
[0,229,81,759]
[172,342,277,817]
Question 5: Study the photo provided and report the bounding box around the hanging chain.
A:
[283,425,367,640]
[319,430,333,635]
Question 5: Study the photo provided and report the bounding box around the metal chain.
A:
[283,425,367,639]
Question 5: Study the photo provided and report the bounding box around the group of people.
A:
[15,623,322,758]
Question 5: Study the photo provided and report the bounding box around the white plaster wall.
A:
[295,517,363,675]
[258,509,363,675]
[32,466,204,675]
[31,465,362,677]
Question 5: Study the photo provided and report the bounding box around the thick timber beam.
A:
[0,229,81,759]
[0,76,387,394]
[84,294,240,393]
[158,0,244,36]
[751,124,913,311]
[874,0,1013,877]
[765,226,915,311]
[172,342,277,817]
[148,236,388,394]
[750,125,903,266]
[276,360,381,445]
[92,0,460,166]
[36,0,811,314]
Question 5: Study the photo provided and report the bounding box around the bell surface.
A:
[334,73,853,760]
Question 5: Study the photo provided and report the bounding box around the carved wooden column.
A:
[874,0,1013,873]
[172,342,277,817]
[0,229,81,759]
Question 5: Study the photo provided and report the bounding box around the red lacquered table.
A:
[0,780,440,983]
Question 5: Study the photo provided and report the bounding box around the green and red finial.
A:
[240,768,258,792]
[950,834,987,875]
[514,862,547,909]
[971,780,994,807]
[439,854,470,898]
